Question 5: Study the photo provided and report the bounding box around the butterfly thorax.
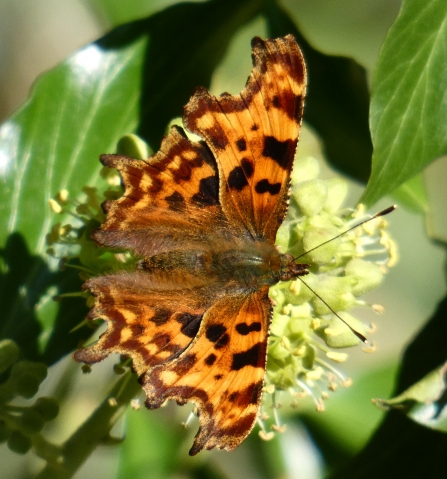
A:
[139,241,309,290]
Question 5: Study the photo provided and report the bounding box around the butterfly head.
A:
[278,253,310,282]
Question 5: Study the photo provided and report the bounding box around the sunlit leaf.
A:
[0,0,261,363]
[363,0,447,206]
[374,362,447,432]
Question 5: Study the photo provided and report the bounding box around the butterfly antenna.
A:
[298,277,367,343]
[294,205,396,261]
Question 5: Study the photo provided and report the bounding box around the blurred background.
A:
[1,1,446,478]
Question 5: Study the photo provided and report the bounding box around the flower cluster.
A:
[46,135,397,444]
[258,156,397,440]
[0,340,59,455]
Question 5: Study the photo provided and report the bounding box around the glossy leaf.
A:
[363,0,447,206]
[391,174,428,213]
[374,362,447,432]
[0,0,262,363]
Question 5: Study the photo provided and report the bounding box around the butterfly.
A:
[74,34,307,455]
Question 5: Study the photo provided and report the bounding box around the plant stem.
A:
[36,370,141,479]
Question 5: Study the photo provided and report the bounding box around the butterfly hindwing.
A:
[74,272,208,376]
[144,286,271,454]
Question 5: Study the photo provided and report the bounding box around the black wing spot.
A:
[228,392,238,402]
[231,343,263,370]
[176,312,203,338]
[236,138,247,151]
[241,158,254,177]
[235,322,262,335]
[151,308,171,325]
[228,158,254,191]
[228,166,248,190]
[255,179,281,195]
[272,95,280,108]
[262,136,294,169]
[215,333,229,350]
[205,353,217,366]
[165,191,185,209]
[206,324,227,342]
[192,175,219,206]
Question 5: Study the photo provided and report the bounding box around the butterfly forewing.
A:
[93,126,221,255]
[184,35,306,242]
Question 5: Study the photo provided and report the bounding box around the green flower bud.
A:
[291,156,320,184]
[292,179,327,217]
[19,409,45,434]
[113,364,126,375]
[301,344,316,370]
[0,339,20,374]
[32,397,60,421]
[11,362,47,399]
[0,421,12,443]
[268,363,296,390]
[268,336,291,361]
[261,166,396,436]
[7,431,32,455]
[345,259,383,295]
[309,276,357,315]
[275,224,290,251]
[317,313,366,348]
[16,375,42,399]
[270,314,290,337]
[323,178,348,213]
[301,227,340,264]
[117,134,150,159]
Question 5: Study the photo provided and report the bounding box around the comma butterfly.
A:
[74,35,307,455]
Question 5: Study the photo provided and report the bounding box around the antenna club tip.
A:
[375,205,397,218]
[355,332,368,343]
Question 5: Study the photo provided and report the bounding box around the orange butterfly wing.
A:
[144,287,270,454]
[184,35,306,242]
[93,125,225,257]
[74,272,208,376]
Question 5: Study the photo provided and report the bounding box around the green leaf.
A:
[363,0,447,206]
[0,0,262,364]
[391,174,428,214]
[0,34,146,363]
[373,362,447,432]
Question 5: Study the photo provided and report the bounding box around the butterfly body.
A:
[75,35,307,455]
[140,239,308,291]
